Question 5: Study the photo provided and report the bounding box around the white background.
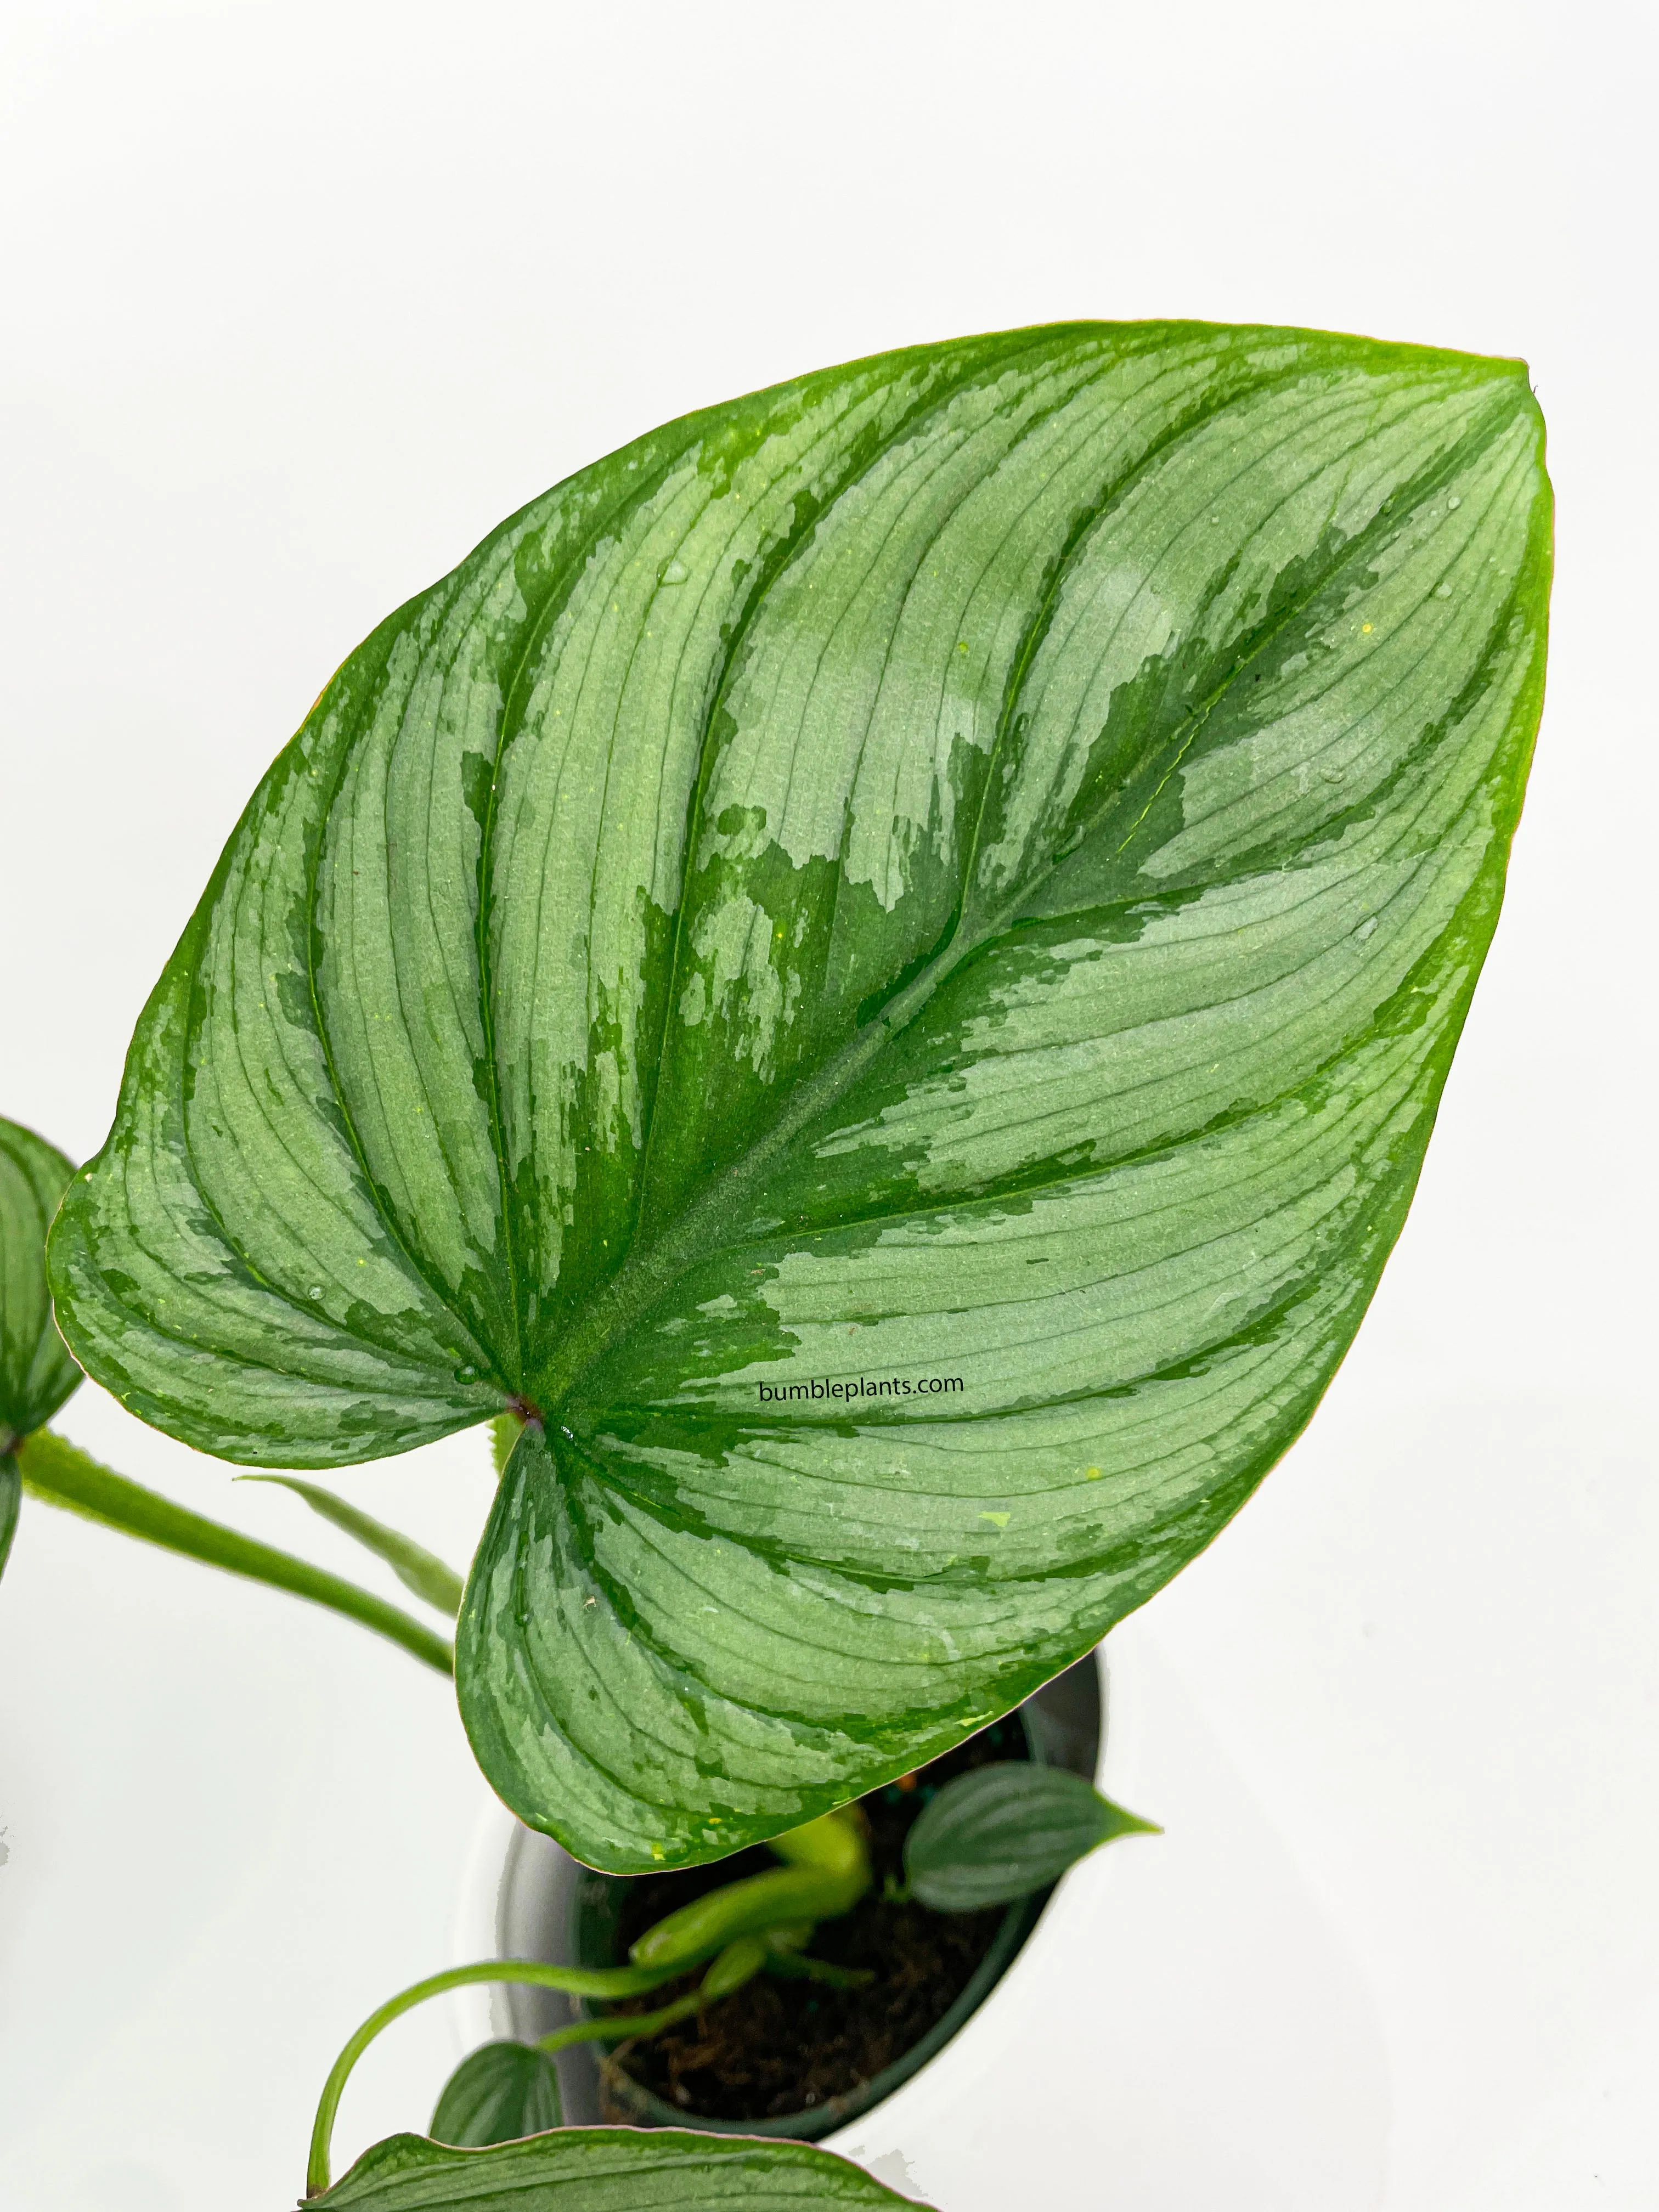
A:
[1,2,1654,2205]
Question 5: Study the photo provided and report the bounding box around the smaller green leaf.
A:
[309,2128,933,2209]
[238,1474,464,1616]
[429,2040,561,2148]
[0,1117,80,1447]
[1,1453,19,1583]
[905,1761,1158,1912]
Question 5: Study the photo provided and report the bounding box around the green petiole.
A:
[19,1430,455,1677]
[234,1472,465,1616]
[535,1989,702,2055]
[628,1863,864,1969]
[762,1947,874,1989]
[629,1807,873,1970]
[535,1934,771,2057]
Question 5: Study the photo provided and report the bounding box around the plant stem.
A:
[235,1472,464,1615]
[628,1808,873,1969]
[307,1958,684,2195]
[762,1949,874,1989]
[489,1411,523,1477]
[535,1989,702,2055]
[628,1861,867,1969]
[531,1935,769,2088]
[17,1429,454,1677]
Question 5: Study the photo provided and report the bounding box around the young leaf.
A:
[47,324,1552,1874]
[1,1118,80,1447]
[905,1762,1157,1911]
[428,2040,561,2148]
[238,1473,465,1615]
[308,2128,933,2209]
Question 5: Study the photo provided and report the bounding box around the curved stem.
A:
[306,1958,683,2196]
[18,1429,454,1677]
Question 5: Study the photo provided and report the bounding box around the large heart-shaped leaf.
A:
[309,2129,931,2209]
[48,324,1551,1870]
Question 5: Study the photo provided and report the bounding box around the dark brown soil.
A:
[595,1716,1029,2122]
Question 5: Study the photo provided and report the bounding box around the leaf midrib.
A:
[530,379,1524,1421]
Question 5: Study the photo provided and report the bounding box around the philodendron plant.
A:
[4,1104,1147,2197]
[26,318,1548,2203]
[306,1762,1155,2189]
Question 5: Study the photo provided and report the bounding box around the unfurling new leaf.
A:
[49,323,1552,1873]
[905,1761,1157,1911]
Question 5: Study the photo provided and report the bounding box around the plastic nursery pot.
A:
[461,1651,1103,2143]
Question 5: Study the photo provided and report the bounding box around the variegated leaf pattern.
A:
[2,1116,80,1445]
[312,2128,934,2210]
[48,324,1551,1869]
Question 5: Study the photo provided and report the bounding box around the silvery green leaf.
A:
[308,2127,932,2208]
[905,1762,1156,1910]
[49,324,1551,1871]
[428,2040,561,2147]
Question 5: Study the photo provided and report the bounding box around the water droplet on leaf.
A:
[658,557,689,586]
